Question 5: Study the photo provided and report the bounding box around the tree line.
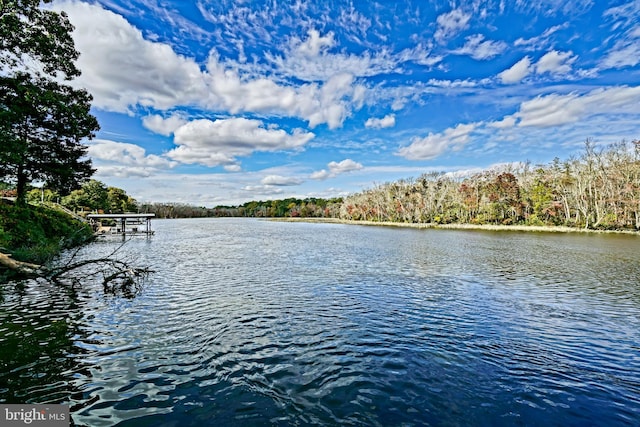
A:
[212,197,343,218]
[339,140,640,230]
[9,139,640,231]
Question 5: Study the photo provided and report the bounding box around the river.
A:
[1,218,639,426]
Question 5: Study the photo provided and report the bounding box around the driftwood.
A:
[1,240,152,298]
[47,256,152,297]
[0,252,42,275]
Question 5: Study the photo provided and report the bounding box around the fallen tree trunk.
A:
[0,252,42,275]
[2,245,151,298]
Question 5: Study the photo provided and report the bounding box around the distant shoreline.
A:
[271,217,640,235]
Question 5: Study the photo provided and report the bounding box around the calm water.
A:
[1,218,639,426]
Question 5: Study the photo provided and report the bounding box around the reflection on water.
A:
[1,218,639,426]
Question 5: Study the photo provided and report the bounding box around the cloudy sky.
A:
[50,0,640,206]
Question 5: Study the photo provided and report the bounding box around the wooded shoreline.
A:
[273,217,640,235]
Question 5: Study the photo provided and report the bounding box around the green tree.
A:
[107,187,137,213]
[0,0,80,78]
[26,187,59,204]
[61,179,108,212]
[0,0,99,205]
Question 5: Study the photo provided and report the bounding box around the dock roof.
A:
[86,213,155,219]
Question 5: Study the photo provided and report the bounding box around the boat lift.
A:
[87,213,155,236]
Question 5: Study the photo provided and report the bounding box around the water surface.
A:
[1,218,639,426]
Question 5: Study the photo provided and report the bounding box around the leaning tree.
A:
[0,0,99,205]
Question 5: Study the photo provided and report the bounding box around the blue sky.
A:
[50,0,640,206]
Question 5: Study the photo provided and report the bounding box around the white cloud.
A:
[453,34,507,60]
[514,24,566,50]
[514,0,594,16]
[328,159,363,174]
[601,42,640,69]
[603,2,640,30]
[52,1,206,112]
[142,114,189,136]
[498,56,532,84]
[397,123,477,160]
[600,26,640,69]
[600,4,640,70]
[497,50,576,84]
[265,29,399,82]
[427,79,478,88]
[535,50,576,75]
[309,170,331,180]
[205,54,365,129]
[434,9,471,43]
[261,175,303,186]
[515,86,640,127]
[296,29,335,57]
[398,43,443,68]
[52,1,367,129]
[488,116,516,129]
[87,139,177,178]
[310,159,363,180]
[199,54,358,129]
[224,164,242,172]
[365,114,396,129]
[444,162,527,179]
[168,117,315,167]
[240,185,285,196]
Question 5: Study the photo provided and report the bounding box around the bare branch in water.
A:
[3,238,153,298]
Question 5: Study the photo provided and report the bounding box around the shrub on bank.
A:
[0,202,93,266]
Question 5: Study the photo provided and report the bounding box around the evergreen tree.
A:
[0,0,99,205]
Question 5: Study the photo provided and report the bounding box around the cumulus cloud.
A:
[310,159,363,180]
[397,123,477,160]
[52,1,367,129]
[142,114,189,136]
[434,9,471,43]
[498,50,576,84]
[87,140,177,178]
[206,54,366,129]
[261,175,303,186]
[365,114,396,129]
[168,117,315,167]
[52,1,206,112]
[535,50,576,75]
[453,34,507,60]
[498,56,532,84]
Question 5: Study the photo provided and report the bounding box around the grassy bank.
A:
[274,217,640,235]
[0,202,93,268]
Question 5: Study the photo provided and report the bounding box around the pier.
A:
[87,213,155,236]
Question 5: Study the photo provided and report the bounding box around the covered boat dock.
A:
[87,213,155,236]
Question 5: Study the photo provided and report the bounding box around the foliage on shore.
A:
[10,140,640,234]
[0,202,92,268]
[339,140,640,231]
[210,140,640,232]
[211,197,344,219]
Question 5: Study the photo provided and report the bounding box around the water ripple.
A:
[1,219,640,426]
